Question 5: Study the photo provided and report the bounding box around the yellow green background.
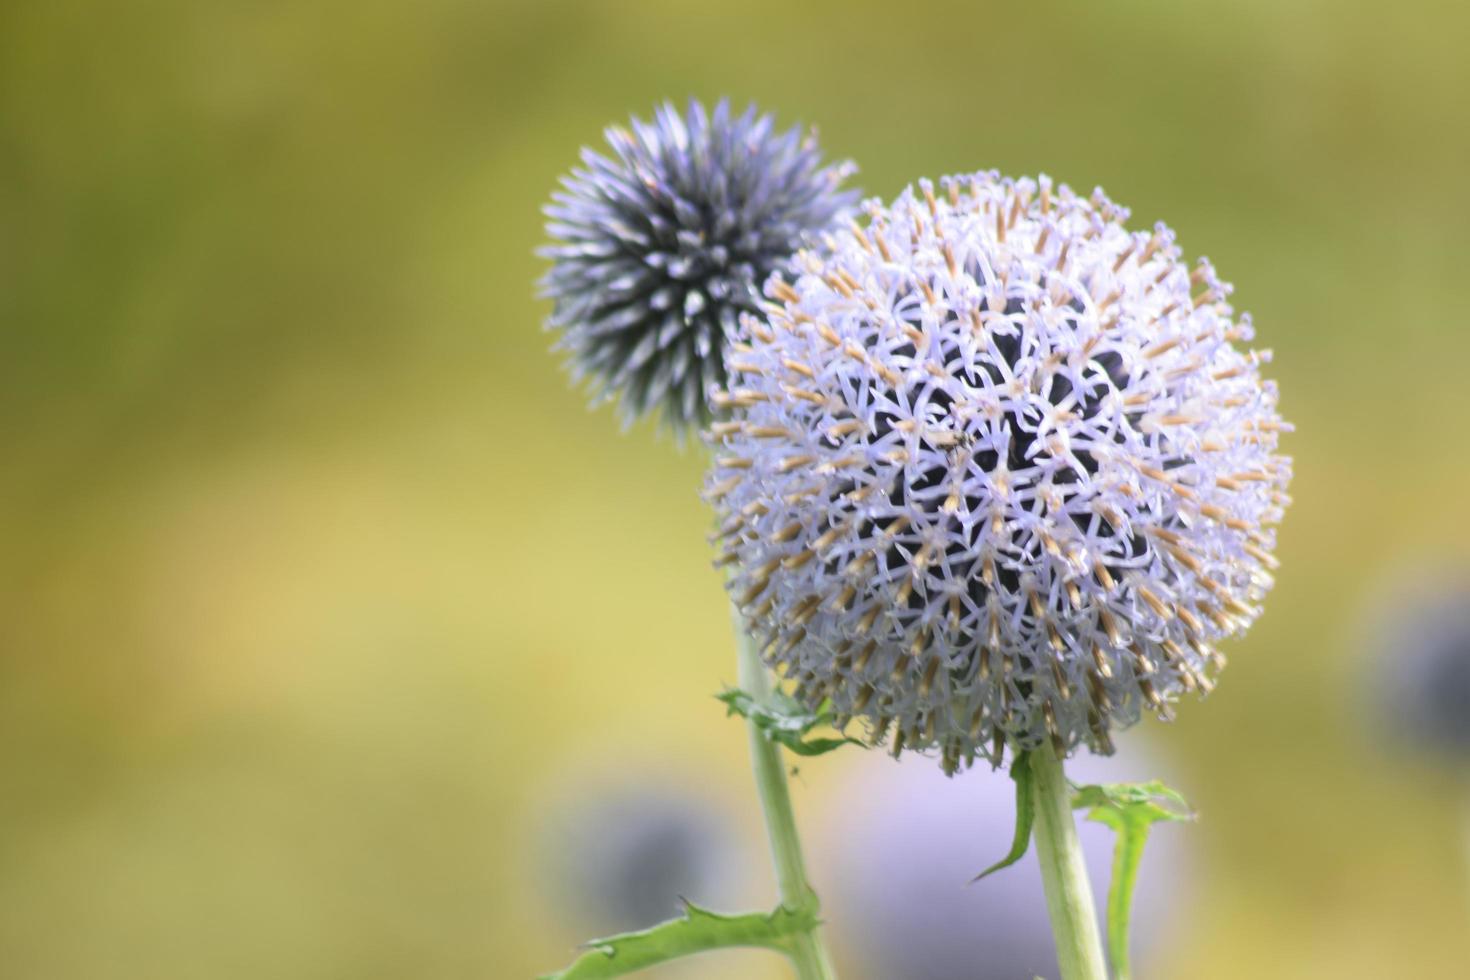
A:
[4,1,1468,977]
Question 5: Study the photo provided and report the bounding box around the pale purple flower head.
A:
[540,100,858,432]
[706,172,1292,770]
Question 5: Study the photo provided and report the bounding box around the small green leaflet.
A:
[971,750,1034,882]
[716,687,863,757]
[539,899,819,979]
[1071,780,1194,980]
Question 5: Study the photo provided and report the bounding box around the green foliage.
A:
[971,750,1035,882]
[716,688,862,757]
[1071,780,1194,980]
[539,899,820,979]
[969,762,1194,980]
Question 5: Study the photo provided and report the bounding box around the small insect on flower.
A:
[540,99,858,432]
[705,172,1292,770]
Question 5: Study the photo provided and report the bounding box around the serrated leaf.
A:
[538,899,820,979]
[971,750,1034,882]
[1070,780,1194,980]
[717,687,862,757]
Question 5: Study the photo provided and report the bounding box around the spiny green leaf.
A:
[717,687,862,757]
[538,899,820,980]
[1070,780,1194,980]
[971,750,1035,882]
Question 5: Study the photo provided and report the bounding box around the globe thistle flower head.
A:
[540,99,858,433]
[706,172,1292,771]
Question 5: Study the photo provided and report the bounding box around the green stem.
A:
[540,901,819,979]
[733,611,837,980]
[1029,742,1109,980]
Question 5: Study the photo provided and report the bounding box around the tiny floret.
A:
[540,99,858,431]
[705,172,1292,770]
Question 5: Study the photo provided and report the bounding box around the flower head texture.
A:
[540,99,858,432]
[706,172,1292,770]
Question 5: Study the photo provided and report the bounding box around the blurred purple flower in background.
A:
[812,743,1188,979]
[538,780,744,937]
[1367,569,1470,759]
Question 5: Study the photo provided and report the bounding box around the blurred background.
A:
[3,1,1469,977]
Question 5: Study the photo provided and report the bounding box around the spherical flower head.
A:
[705,172,1292,770]
[540,99,858,433]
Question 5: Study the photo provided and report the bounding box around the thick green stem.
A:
[733,612,837,980]
[1029,742,1109,980]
